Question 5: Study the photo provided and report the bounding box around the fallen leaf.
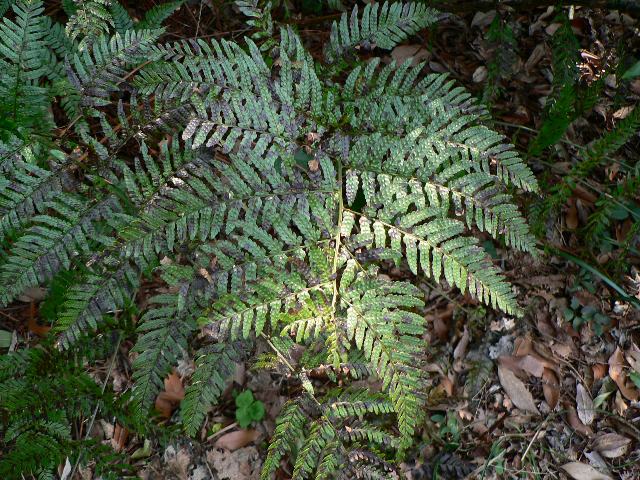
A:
[59,458,72,480]
[517,354,545,378]
[111,423,129,452]
[391,44,430,66]
[473,66,488,83]
[440,374,454,397]
[593,363,608,380]
[453,327,470,361]
[566,198,579,230]
[155,371,185,418]
[542,368,559,409]
[576,383,595,425]
[625,343,640,372]
[565,404,593,437]
[214,429,260,451]
[592,433,631,458]
[614,391,628,416]
[609,347,639,401]
[561,462,612,480]
[131,438,153,460]
[498,364,539,415]
[28,315,51,337]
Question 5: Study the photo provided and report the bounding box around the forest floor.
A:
[5,1,640,479]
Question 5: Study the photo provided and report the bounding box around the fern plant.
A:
[0,1,539,478]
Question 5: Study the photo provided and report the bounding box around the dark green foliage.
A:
[528,14,580,156]
[0,338,138,479]
[0,1,539,478]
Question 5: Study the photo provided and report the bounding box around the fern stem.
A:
[330,159,344,315]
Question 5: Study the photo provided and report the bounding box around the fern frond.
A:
[66,0,114,50]
[325,1,438,63]
[0,149,72,244]
[131,294,196,411]
[262,400,308,479]
[0,0,50,133]
[66,29,161,110]
[0,195,120,306]
[136,1,182,30]
[109,1,134,33]
[182,341,246,436]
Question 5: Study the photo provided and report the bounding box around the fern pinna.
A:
[0,1,538,478]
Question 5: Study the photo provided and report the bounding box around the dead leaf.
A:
[614,391,628,416]
[609,347,639,401]
[111,423,129,452]
[440,374,454,397]
[214,429,260,451]
[155,371,185,418]
[542,368,559,410]
[453,327,470,361]
[625,343,640,372]
[498,364,539,415]
[516,354,545,378]
[525,44,546,72]
[593,363,608,380]
[565,404,594,437]
[576,383,595,425]
[473,66,488,83]
[391,44,430,66]
[561,462,613,480]
[592,433,631,458]
[566,198,579,230]
[613,106,634,120]
[307,159,319,172]
[27,318,51,337]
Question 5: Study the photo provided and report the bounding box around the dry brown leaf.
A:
[513,336,533,356]
[390,44,430,66]
[516,354,545,378]
[472,66,488,83]
[111,423,129,452]
[609,347,639,401]
[565,404,594,437]
[592,433,631,458]
[614,391,628,416]
[214,429,260,451]
[566,198,579,230]
[498,364,539,415]
[625,343,640,372]
[593,363,608,380]
[453,327,470,361]
[542,368,559,410]
[576,383,595,426]
[27,315,51,337]
[155,371,185,418]
[440,374,454,397]
[561,462,613,480]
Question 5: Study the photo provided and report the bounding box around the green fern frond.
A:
[66,29,161,110]
[136,1,183,30]
[109,1,134,34]
[0,0,50,134]
[131,293,196,411]
[182,341,247,436]
[262,400,308,479]
[325,1,438,63]
[66,0,114,50]
[0,195,120,306]
[0,149,71,244]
